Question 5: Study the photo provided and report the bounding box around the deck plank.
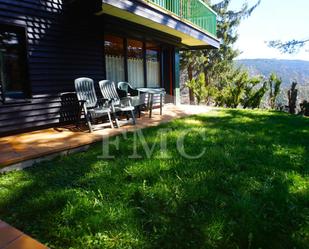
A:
[0,221,48,249]
[0,105,212,170]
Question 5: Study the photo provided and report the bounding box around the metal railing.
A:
[146,0,217,37]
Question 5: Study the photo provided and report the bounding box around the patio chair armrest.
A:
[77,100,89,115]
[97,98,109,102]
[78,100,87,109]
[120,97,132,107]
[97,98,113,109]
[128,88,139,96]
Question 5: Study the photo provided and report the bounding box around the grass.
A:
[0,109,308,249]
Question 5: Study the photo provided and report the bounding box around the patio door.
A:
[104,35,125,83]
[161,46,175,103]
[146,42,161,88]
[127,39,144,88]
[104,34,163,89]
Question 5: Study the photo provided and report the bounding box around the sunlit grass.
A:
[0,109,308,249]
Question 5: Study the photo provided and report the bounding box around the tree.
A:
[203,0,261,82]
[180,50,197,104]
[186,73,208,105]
[242,75,265,109]
[288,82,298,114]
[246,81,268,109]
[267,39,309,54]
[268,73,282,109]
[220,68,249,108]
[299,100,309,116]
[180,0,261,105]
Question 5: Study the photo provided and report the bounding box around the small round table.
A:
[137,88,166,118]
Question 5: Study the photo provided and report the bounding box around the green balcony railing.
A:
[145,0,217,37]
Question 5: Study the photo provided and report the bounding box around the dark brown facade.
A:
[0,0,218,136]
[0,0,106,135]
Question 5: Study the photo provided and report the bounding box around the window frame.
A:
[103,34,127,84]
[0,23,31,104]
[103,33,162,88]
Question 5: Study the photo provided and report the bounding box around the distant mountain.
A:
[236,59,309,87]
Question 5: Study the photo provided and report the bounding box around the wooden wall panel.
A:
[0,0,105,136]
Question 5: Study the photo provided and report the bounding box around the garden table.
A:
[137,88,165,118]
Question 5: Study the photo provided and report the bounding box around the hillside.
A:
[236,59,309,87]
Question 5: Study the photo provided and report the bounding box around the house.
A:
[0,0,219,136]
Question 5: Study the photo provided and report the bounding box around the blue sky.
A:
[213,0,309,61]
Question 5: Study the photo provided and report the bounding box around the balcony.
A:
[145,0,217,37]
[99,0,220,48]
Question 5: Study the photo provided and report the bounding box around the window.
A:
[104,34,162,89]
[127,39,144,88]
[146,42,160,88]
[104,34,125,83]
[0,25,29,102]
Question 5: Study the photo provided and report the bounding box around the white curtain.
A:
[128,58,144,88]
[105,55,125,83]
[147,60,160,88]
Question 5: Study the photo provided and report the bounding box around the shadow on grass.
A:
[0,109,308,249]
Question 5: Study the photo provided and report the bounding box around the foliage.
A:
[202,0,261,84]
[181,50,207,103]
[236,59,309,87]
[180,0,261,106]
[186,73,212,105]
[288,82,298,114]
[267,39,309,54]
[268,73,282,109]
[212,67,267,109]
[1,110,309,249]
[299,100,309,116]
[242,76,266,109]
[219,68,249,108]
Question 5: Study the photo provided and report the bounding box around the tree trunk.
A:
[204,70,211,105]
[188,63,195,105]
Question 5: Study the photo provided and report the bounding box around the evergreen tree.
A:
[268,73,282,109]
[242,75,263,109]
[186,73,208,105]
[267,39,309,54]
[181,0,261,105]
[247,80,268,109]
[288,82,298,114]
[202,0,261,90]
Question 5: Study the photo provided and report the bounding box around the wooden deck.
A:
[0,220,48,249]
[0,105,212,172]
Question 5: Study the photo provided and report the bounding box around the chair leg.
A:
[76,103,83,128]
[86,114,93,133]
[149,93,154,118]
[137,106,141,118]
[160,93,163,115]
[112,112,120,128]
[131,110,136,125]
[107,112,114,129]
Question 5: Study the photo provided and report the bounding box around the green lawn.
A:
[0,109,308,249]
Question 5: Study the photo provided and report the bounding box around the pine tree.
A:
[181,0,261,105]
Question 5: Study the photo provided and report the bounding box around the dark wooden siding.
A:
[0,0,182,136]
[0,0,105,136]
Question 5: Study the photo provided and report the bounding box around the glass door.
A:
[127,39,144,88]
[104,35,125,83]
[146,42,161,88]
